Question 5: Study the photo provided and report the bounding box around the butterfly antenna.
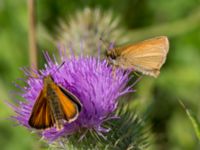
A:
[51,61,66,76]
[57,61,65,71]
[99,37,110,50]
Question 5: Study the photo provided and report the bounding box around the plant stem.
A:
[28,0,37,71]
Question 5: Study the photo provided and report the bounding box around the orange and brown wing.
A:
[116,36,169,77]
[54,85,81,123]
[28,90,54,129]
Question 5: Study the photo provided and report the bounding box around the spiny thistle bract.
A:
[49,105,150,150]
[55,7,129,56]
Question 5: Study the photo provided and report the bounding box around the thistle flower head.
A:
[56,7,129,56]
[12,50,133,142]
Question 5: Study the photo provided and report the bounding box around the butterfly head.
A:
[105,49,117,60]
[43,75,55,87]
[44,74,53,81]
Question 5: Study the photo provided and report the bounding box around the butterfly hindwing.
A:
[54,85,81,122]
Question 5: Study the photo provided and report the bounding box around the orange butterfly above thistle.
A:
[105,36,169,78]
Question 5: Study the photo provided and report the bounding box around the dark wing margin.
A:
[59,86,82,112]
[55,85,82,122]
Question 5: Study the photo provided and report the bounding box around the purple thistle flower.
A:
[12,51,133,142]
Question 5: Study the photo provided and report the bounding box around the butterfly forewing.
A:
[59,86,82,112]
[28,90,54,129]
[112,36,169,77]
[53,85,81,123]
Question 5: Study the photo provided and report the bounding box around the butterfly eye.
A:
[106,50,116,59]
[110,54,117,59]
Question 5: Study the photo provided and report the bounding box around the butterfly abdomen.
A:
[47,85,65,129]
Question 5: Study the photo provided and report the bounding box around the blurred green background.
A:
[0,0,200,150]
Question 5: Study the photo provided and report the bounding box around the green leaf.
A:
[179,100,200,140]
